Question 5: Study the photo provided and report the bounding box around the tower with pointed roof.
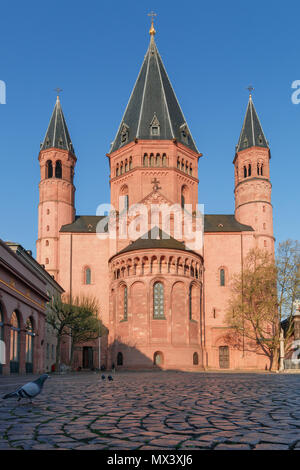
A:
[108,22,201,246]
[233,93,274,252]
[37,95,76,279]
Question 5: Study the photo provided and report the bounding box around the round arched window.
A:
[154,351,163,366]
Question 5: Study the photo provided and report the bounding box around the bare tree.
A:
[225,248,278,370]
[225,241,300,371]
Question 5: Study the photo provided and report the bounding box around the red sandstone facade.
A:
[36,28,274,371]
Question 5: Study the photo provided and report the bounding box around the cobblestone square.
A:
[0,371,300,450]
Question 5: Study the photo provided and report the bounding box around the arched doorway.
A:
[10,311,20,373]
[193,352,199,365]
[219,346,229,369]
[153,351,163,367]
[117,352,123,366]
[25,317,34,373]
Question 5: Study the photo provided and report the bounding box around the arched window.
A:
[190,164,193,176]
[260,163,263,176]
[177,158,180,169]
[189,285,193,320]
[129,157,132,170]
[181,160,185,171]
[55,160,62,178]
[244,166,247,178]
[143,154,148,167]
[125,160,128,172]
[156,154,161,166]
[193,352,199,365]
[248,164,251,177]
[150,154,154,167]
[25,317,34,373]
[85,267,91,285]
[154,351,163,366]
[181,185,188,209]
[120,162,124,174]
[117,352,123,366]
[46,160,53,178]
[120,185,129,211]
[220,268,225,286]
[123,285,128,320]
[116,165,119,176]
[10,311,20,373]
[185,162,188,173]
[153,282,164,318]
[162,154,167,166]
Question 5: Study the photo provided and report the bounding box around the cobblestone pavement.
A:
[0,371,300,450]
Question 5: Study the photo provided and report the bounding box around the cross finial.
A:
[247,85,254,98]
[54,87,63,100]
[151,177,161,192]
[148,11,157,36]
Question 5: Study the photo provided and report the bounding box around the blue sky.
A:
[0,0,299,254]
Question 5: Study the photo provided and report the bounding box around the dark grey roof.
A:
[110,34,198,154]
[204,214,254,232]
[60,216,108,233]
[41,96,75,153]
[59,215,253,234]
[118,227,187,254]
[237,96,268,152]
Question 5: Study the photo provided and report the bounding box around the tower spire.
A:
[237,91,268,152]
[41,95,74,153]
[110,21,198,154]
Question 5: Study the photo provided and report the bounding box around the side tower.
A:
[36,96,76,280]
[233,93,274,252]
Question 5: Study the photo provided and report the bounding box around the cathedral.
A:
[36,21,274,371]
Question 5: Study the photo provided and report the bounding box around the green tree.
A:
[47,294,104,371]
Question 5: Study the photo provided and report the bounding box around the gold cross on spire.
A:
[54,87,63,99]
[247,85,254,98]
[148,11,157,36]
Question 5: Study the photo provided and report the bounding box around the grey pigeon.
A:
[108,375,113,381]
[2,374,50,403]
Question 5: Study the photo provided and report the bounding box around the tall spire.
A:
[41,96,74,153]
[110,23,198,154]
[237,93,268,152]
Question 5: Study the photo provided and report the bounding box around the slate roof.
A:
[60,215,253,234]
[110,32,198,154]
[204,214,253,232]
[41,96,74,153]
[117,227,187,255]
[237,95,268,152]
[60,216,108,233]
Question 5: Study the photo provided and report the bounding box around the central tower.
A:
[107,21,204,370]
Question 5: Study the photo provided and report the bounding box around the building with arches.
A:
[0,239,63,375]
[35,24,274,371]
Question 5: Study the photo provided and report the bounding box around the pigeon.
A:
[108,375,113,381]
[101,374,106,380]
[2,374,50,403]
